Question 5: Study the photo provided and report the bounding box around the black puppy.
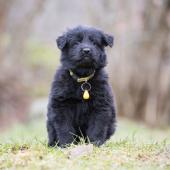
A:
[47,26,116,147]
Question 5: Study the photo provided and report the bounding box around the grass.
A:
[0,118,170,170]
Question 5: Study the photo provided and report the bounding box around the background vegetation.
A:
[0,0,170,127]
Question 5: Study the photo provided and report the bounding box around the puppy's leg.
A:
[47,120,75,147]
[47,121,58,147]
[53,121,75,147]
[86,113,109,146]
[106,121,116,140]
[106,107,116,140]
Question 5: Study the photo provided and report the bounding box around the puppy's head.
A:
[56,26,114,70]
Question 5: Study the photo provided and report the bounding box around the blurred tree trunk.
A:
[0,0,46,128]
[87,0,170,126]
[139,0,170,125]
[0,0,14,30]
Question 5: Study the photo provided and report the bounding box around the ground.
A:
[0,118,170,170]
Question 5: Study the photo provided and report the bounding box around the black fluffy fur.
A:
[47,26,116,147]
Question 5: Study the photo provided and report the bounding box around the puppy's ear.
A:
[56,35,67,50]
[102,34,114,47]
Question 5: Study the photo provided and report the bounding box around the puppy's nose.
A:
[82,48,91,54]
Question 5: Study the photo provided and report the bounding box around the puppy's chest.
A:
[73,100,92,126]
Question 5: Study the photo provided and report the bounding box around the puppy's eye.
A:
[90,40,96,45]
[90,39,98,46]
[92,41,96,45]
[72,41,80,46]
[92,41,101,48]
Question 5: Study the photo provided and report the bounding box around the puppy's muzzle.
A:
[82,47,91,55]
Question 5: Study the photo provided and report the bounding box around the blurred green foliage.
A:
[26,40,59,70]
[25,40,60,97]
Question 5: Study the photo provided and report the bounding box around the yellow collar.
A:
[69,70,95,83]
